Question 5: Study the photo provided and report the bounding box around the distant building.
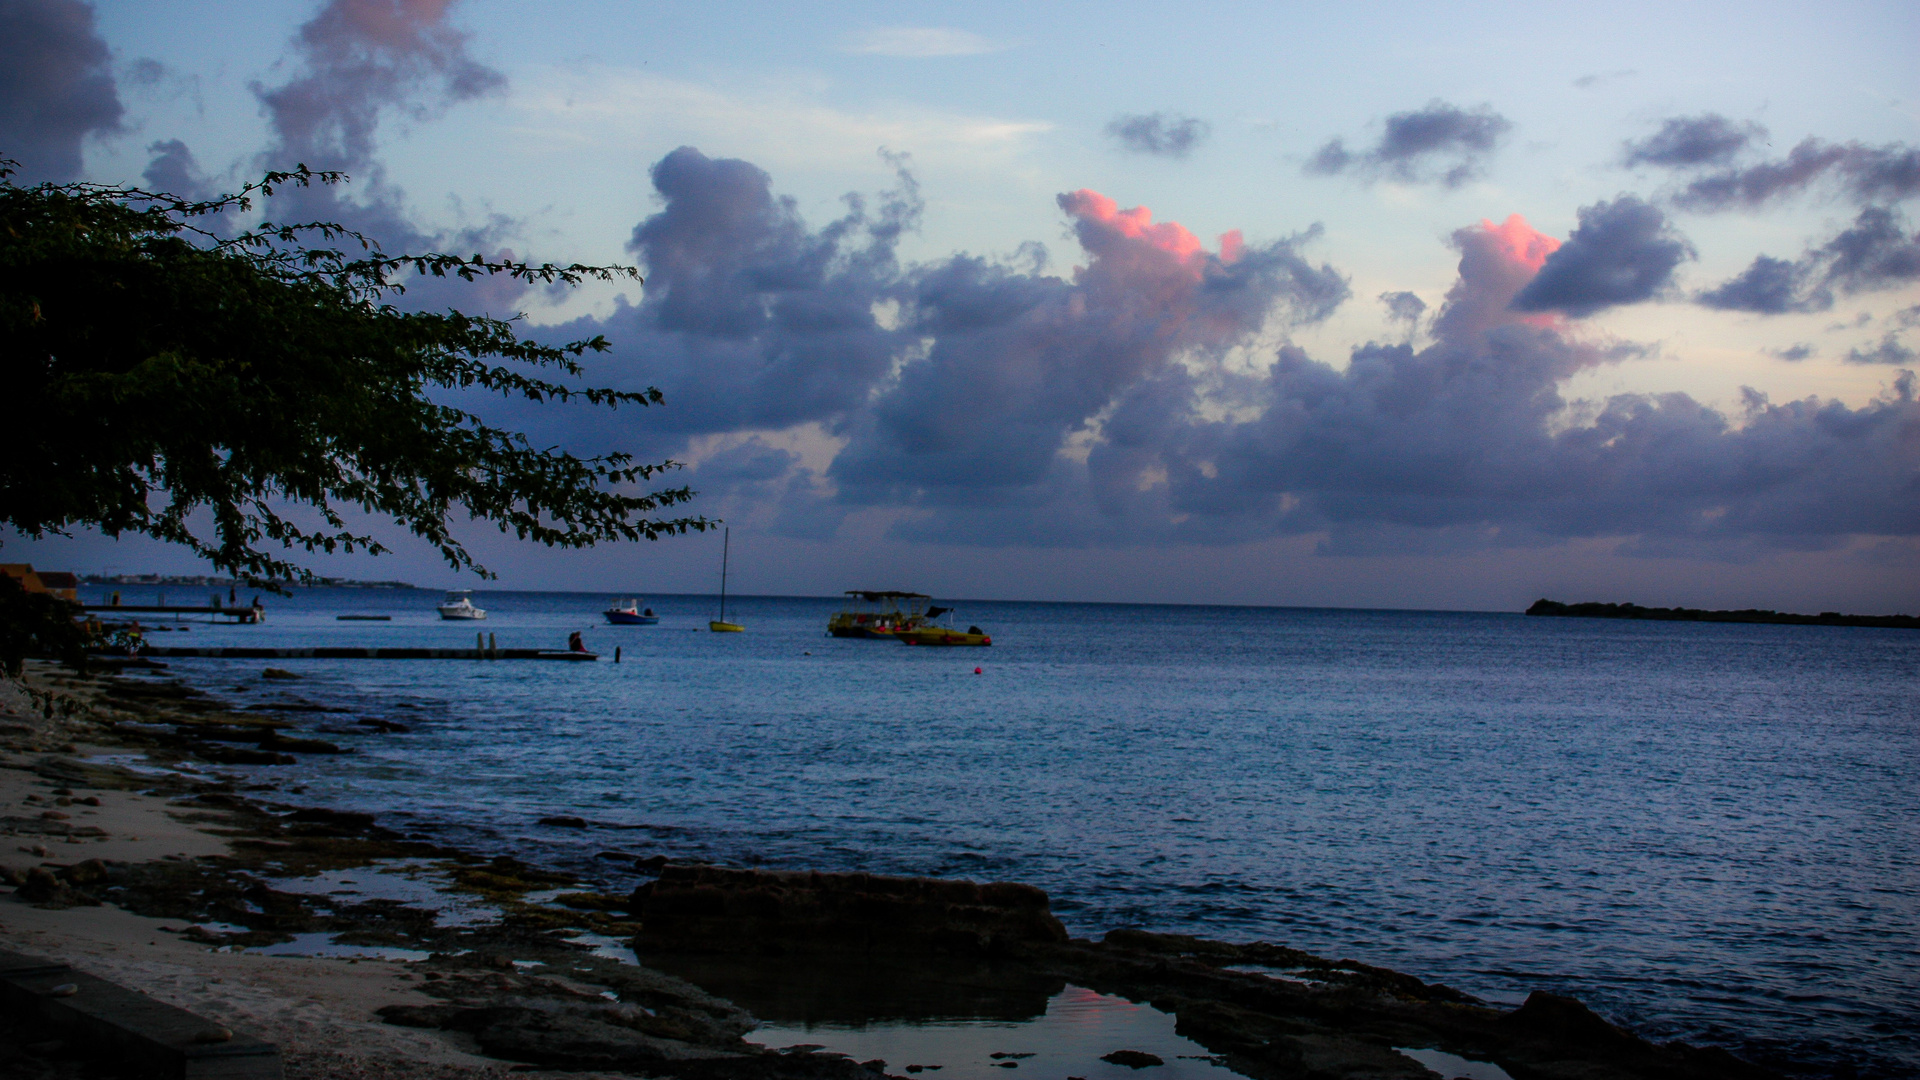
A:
[0,564,81,603]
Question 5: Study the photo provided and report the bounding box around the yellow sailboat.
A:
[709,528,744,632]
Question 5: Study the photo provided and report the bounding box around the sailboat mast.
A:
[719,527,730,621]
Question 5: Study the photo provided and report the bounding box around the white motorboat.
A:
[437,590,487,620]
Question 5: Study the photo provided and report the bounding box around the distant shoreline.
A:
[1526,598,1920,629]
[79,574,416,589]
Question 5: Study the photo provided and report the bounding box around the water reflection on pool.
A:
[747,985,1246,1079]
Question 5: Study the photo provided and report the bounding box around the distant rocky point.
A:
[80,573,416,589]
[1526,599,1918,629]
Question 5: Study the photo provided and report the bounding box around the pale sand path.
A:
[1,667,627,1078]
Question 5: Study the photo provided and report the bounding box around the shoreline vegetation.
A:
[1525,598,1920,629]
[1,660,1788,1079]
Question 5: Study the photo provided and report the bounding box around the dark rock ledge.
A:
[606,864,1782,1080]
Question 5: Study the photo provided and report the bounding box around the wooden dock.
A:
[129,646,597,661]
[86,604,264,624]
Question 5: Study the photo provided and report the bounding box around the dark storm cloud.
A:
[1622,114,1764,169]
[0,0,123,182]
[1106,113,1210,159]
[1696,206,1920,314]
[1510,197,1694,317]
[1306,100,1511,188]
[1671,138,1920,212]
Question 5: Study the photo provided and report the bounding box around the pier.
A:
[86,604,264,624]
[126,646,597,661]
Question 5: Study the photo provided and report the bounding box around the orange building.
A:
[0,564,81,603]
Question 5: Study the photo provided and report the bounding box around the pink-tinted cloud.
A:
[1059,189,1208,264]
[1434,214,1562,339]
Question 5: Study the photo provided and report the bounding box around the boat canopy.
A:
[843,590,931,601]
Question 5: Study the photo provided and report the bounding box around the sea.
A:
[84,586,1920,1077]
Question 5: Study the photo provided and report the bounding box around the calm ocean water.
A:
[91,586,1919,1077]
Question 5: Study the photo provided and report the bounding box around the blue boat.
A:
[603,598,659,625]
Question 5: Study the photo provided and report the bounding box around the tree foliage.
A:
[0,162,704,582]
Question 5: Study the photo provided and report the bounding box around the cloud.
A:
[515,66,1051,180]
[843,27,1006,57]
[829,190,1348,503]
[533,145,921,450]
[1696,205,1920,313]
[1670,137,1920,212]
[1379,290,1427,335]
[1510,197,1694,317]
[140,138,211,198]
[1820,205,1920,293]
[1697,255,1820,314]
[255,0,503,173]
[1765,343,1816,362]
[1572,69,1635,89]
[1106,113,1210,159]
[1622,114,1765,169]
[1846,334,1916,366]
[1305,100,1511,188]
[872,210,1920,552]
[0,0,123,182]
[532,149,1919,557]
[248,0,526,313]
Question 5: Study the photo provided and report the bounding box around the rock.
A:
[258,733,346,754]
[263,668,300,679]
[377,1004,471,1029]
[1100,1050,1164,1068]
[631,865,1069,959]
[191,743,296,765]
[1499,990,1641,1051]
[15,866,99,908]
[59,858,109,885]
[636,855,669,872]
[539,815,589,828]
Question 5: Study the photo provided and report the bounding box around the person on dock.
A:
[568,630,587,653]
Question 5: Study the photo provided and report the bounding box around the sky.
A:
[4,0,1919,612]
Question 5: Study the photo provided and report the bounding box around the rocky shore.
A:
[1,660,1788,1079]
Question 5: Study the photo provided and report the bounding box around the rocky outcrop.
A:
[632,864,1068,959]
